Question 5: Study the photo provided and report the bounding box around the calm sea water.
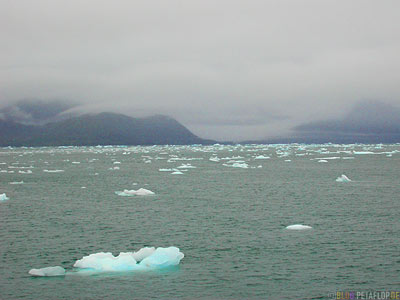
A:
[1,144,399,299]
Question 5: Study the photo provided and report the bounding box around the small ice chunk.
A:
[336,174,351,182]
[29,266,66,277]
[19,170,32,174]
[177,164,196,169]
[43,169,64,173]
[115,188,155,196]
[9,181,24,185]
[286,224,312,230]
[0,193,9,201]
[254,155,270,160]
[171,171,183,175]
[209,157,220,162]
[318,160,328,163]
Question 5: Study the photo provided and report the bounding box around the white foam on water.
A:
[336,174,351,182]
[115,188,155,196]
[29,266,66,277]
[286,224,312,230]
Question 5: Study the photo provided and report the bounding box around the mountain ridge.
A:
[0,112,215,146]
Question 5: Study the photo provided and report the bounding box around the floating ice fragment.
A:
[43,169,64,173]
[29,266,66,277]
[171,171,184,175]
[9,181,24,185]
[177,164,196,169]
[254,155,270,160]
[115,188,155,196]
[336,174,351,182]
[318,160,328,163]
[73,247,183,272]
[19,170,32,174]
[222,163,248,169]
[209,157,220,162]
[286,224,312,230]
[0,193,9,201]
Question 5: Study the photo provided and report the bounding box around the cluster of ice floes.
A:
[29,247,184,277]
[0,193,9,201]
[336,174,351,182]
[115,188,155,196]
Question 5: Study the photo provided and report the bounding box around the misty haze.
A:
[1,1,399,299]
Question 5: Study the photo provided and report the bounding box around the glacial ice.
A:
[222,163,249,169]
[0,193,9,201]
[73,247,183,272]
[171,171,184,175]
[177,164,196,169]
[43,169,64,173]
[286,224,312,230]
[254,155,270,159]
[28,266,66,277]
[9,181,24,185]
[318,160,328,163]
[336,174,351,182]
[115,188,155,196]
[209,157,220,162]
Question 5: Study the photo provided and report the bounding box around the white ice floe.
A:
[286,224,312,230]
[43,169,64,173]
[9,181,24,185]
[171,171,184,175]
[318,160,328,163]
[222,163,249,169]
[0,193,9,201]
[29,266,66,277]
[209,157,220,162]
[73,247,184,272]
[254,155,270,160]
[336,174,351,182]
[115,188,155,196]
[19,170,32,174]
[177,164,196,169]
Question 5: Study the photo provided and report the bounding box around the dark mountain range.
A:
[286,101,400,143]
[0,112,214,146]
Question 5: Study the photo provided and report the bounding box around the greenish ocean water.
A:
[0,144,399,299]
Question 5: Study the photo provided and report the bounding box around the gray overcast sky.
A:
[1,0,400,141]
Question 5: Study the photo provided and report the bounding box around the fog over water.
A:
[1,0,400,140]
